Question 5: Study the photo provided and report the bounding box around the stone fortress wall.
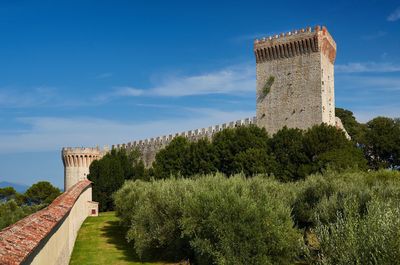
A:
[61,25,347,190]
[254,25,337,134]
[112,117,257,167]
[0,180,98,265]
[0,24,348,265]
[62,147,106,190]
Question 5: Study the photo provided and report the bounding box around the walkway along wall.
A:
[0,180,98,265]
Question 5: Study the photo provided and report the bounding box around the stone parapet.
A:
[112,116,256,150]
[0,180,93,265]
[254,25,336,64]
[112,117,257,167]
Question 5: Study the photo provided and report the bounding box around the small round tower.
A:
[62,147,104,191]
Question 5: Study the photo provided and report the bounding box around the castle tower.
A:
[254,25,337,135]
[61,147,104,191]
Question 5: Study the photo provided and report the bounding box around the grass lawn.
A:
[70,212,178,265]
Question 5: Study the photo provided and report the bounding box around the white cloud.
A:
[114,86,144,96]
[0,108,254,154]
[336,62,400,73]
[95,72,113,79]
[387,7,400,21]
[338,76,400,91]
[151,65,254,96]
[361,31,386,40]
[94,86,144,102]
[96,64,255,100]
[353,105,400,123]
[0,87,56,108]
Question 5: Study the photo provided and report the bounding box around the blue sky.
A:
[0,0,399,188]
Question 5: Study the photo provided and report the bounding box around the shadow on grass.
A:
[101,219,183,264]
[101,220,139,262]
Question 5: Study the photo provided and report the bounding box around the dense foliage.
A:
[88,148,145,211]
[114,170,400,265]
[114,174,304,265]
[0,182,61,230]
[151,124,366,181]
[336,108,400,169]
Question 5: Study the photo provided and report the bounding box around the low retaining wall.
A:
[0,180,97,265]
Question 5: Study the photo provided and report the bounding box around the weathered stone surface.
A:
[62,147,105,191]
[254,26,336,135]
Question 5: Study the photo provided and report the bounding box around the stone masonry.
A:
[112,117,257,167]
[62,25,346,188]
[254,25,337,134]
[62,147,106,191]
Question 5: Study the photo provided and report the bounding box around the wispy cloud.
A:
[96,64,255,101]
[113,86,144,96]
[387,7,400,21]
[94,86,144,102]
[353,105,400,123]
[95,72,113,79]
[335,62,400,73]
[337,75,400,92]
[151,64,254,96]
[0,87,56,108]
[361,31,386,40]
[0,108,254,154]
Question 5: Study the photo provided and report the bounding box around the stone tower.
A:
[254,25,337,135]
[61,147,104,191]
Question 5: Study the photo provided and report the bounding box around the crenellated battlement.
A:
[113,117,256,149]
[254,25,336,64]
[112,117,257,167]
[62,147,105,167]
[62,147,106,190]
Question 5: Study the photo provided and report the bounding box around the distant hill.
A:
[0,181,29,193]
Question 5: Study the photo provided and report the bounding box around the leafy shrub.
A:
[114,178,194,260]
[315,196,400,265]
[114,174,304,264]
[180,175,303,265]
[291,170,397,228]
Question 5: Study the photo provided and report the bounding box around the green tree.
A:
[88,154,124,211]
[25,181,61,205]
[0,187,16,201]
[303,124,366,173]
[364,117,400,169]
[88,148,146,211]
[182,138,217,177]
[335,108,367,143]
[152,137,190,179]
[212,125,269,176]
[232,148,277,177]
[269,127,311,181]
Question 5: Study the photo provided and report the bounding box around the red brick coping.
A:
[0,180,92,265]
